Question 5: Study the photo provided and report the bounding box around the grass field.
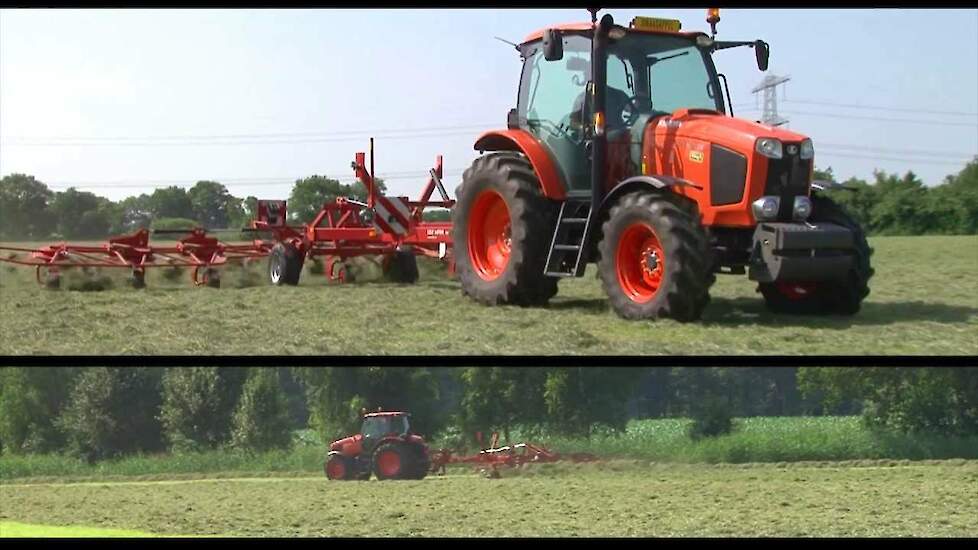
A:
[2,461,976,537]
[1,235,975,354]
[4,417,977,482]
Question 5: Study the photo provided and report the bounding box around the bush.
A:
[58,367,166,462]
[687,398,736,441]
[230,368,292,452]
[152,217,199,231]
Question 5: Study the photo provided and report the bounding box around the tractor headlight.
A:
[755,138,783,159]
[793,196,813,221]
[752,196,781,221]
[799,138,814,160]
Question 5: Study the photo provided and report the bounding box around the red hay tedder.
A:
[0,140,456,289]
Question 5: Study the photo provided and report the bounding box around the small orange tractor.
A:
[452,9,873,321]
[325,411,432,481]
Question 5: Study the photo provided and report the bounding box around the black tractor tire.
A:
[324,453,355,481]
[372,442,414,481]
[129,270,146,290]
[597,191,713,322]
[758,195,874,315]
[383,248,419,284]
[268,242,304,286]
[453,152,560,307]
[405,446,431,480]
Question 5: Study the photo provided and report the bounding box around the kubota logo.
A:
[689,151,704,163]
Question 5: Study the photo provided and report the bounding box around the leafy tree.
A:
[49,188,117,239]
[230,368,292,452]
[148,186,195,220]
[798,367,978,435]
[542,367,643,435]
[293,367,441,441]
[117,194,155,232]
[0,174,56,239]
[0,367,80,453]
[188,181,238,229]
[287,176,387,224]
[160,367,248,452]
[458,367,548,443]
[58,367,166,462]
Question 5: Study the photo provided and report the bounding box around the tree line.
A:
[1,367,974,462]
[2,158,976,241]
[0,174,388,241]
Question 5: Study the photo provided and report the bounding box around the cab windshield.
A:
[608,32,723,116]
[362,415,409,439]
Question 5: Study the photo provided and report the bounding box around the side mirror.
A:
[542,29,563,61]
[507,108,520,129]
[755,40,769,71]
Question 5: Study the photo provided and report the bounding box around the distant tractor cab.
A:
[325,410,431,481]
[452,9,873,321]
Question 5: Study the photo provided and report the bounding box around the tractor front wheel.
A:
[325,454,355,481]
[453,152,559,307]
[597,192,713,321]
[758,195,873,315]
[269,242,304,286]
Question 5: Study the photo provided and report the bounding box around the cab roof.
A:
[522,22,706,45]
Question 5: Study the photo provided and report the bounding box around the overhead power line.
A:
[736,107,978,128]
[2,123,498,143]
[784,98,978,117]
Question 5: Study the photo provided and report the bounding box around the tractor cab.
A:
[514,14,769,195]
[360,412,411,453]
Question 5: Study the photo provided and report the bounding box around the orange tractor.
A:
[325,411,432,481]
[452,9,873,321]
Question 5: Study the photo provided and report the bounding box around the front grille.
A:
[764,145,812,221]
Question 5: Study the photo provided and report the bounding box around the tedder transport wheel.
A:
[758,195,873,315]
[382,248,419,284]
[453,152,559,306]
[325,453,355,481]
[597,192,713,322]
[373,443,413,481]
[268,242,304,286]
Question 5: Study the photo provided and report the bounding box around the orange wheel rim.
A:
[468,190,511,281]
[377,450,401,477]
[326,460,345,480]
[616,222,665,304]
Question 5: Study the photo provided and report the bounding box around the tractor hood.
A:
[652,108,809,152]
[330,434,363,452]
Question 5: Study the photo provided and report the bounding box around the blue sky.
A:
[1,8,976,202]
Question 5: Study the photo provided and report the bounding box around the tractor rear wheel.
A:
[269,242,304,286]
[383,248,419,284]
[325,454,355,481]
[758,195,873,315]
[453,152,559,307]
[373,443,413,481]
[597,192,713,321]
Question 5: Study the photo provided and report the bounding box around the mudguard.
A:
[473,129,567,200]
[598,175,699,216]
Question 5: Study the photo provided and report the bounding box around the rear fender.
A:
[474,129,566,200]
